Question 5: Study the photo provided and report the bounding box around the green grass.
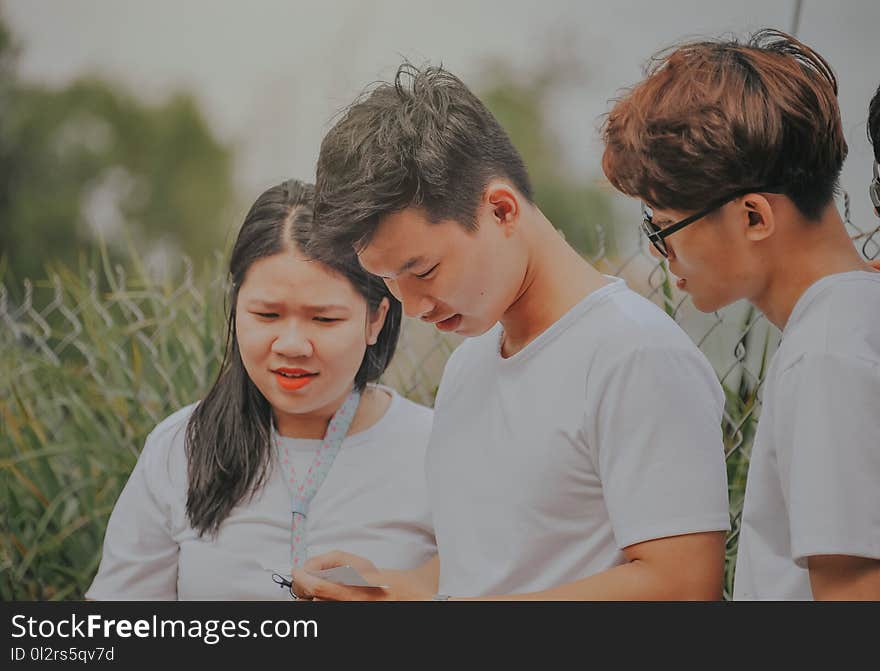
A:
[1,255,227,600]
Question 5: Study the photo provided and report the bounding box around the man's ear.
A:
[484,181,520,236]
[741,193,776,243]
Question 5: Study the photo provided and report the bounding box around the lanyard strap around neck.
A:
[273,388,361,568]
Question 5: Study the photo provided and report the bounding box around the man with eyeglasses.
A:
[603,30,880,600]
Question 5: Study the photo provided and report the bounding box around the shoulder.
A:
[146,402,198,447]
[782,271,880,367]
[777,351,880,390]
[381,387,433,433]
[771,348,880,438]
[570,284,723,409]
[589,283,700,354]
[365,385,433,451]
[138,402,199,482]
[393,391,433,421]
[578,284,716,382]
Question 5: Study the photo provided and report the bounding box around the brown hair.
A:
[309,62,532,260]
[601,29,847,220]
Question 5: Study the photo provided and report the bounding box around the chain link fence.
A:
[2,200,878,600]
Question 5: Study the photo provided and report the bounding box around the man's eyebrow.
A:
[396,256,426,275]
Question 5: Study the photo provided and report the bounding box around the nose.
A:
[648,241,674,261]
[648,241,663,260]
[271,322,314,359]
[393,277,435,319]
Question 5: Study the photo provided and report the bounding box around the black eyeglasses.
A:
[641,186,786,258]
[870,161,880,218]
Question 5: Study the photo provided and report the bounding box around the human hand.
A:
[290,551,431,601]
[303,550,378,577]
[290,550,382,601]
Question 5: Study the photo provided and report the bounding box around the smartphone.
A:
[307,565,389,589]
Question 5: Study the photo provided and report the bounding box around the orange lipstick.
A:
[273,368,317,391]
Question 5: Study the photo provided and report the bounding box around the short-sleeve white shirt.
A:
[734,270,880,600]
[427,277,731,597]
[86,385,436,600]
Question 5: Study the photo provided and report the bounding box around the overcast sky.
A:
[5,0,879,230]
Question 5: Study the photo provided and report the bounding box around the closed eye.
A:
[313,317,341,323]
[254,312,279,319]
[414,264,438,279]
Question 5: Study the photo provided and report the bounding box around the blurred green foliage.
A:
[480,62,617,258]
[1,254,229,600]
[0,15,237,285]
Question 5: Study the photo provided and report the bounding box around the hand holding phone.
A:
[307,565,389,589]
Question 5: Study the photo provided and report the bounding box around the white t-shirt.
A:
[86,385,436,600]
[427,277,731,597]
[733,270,880,600]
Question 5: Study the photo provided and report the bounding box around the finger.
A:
[311,583,387,602]
[361,568,386,585]
[303,551,355,572]
[294,568,388,601]
[290,568,325,599]
[291,569,364,601]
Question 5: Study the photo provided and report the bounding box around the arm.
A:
[86,430,180,600]
[808,555,880,600]
[461,531,725,601]
[292,533,724,601]
[579,346,729,601]
[382,554,440,595]
[780,354,880,600]
[291,552,439,601]
[476,345,728,601]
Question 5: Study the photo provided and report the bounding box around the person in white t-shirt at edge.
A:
[86,180,436,600]
[869,83,880,222]
[290,63,731,601]
[602,30,880,600]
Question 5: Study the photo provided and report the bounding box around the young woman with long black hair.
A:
[87,180,436,599]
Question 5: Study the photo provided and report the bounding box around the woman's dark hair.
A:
[184,179,402,537]
[869,83,880,162]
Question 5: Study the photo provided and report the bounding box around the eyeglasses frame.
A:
[641,185,787,258]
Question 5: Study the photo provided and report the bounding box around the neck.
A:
[499,209,608,357]
[751,209,870,330]
[273,385,355,439]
